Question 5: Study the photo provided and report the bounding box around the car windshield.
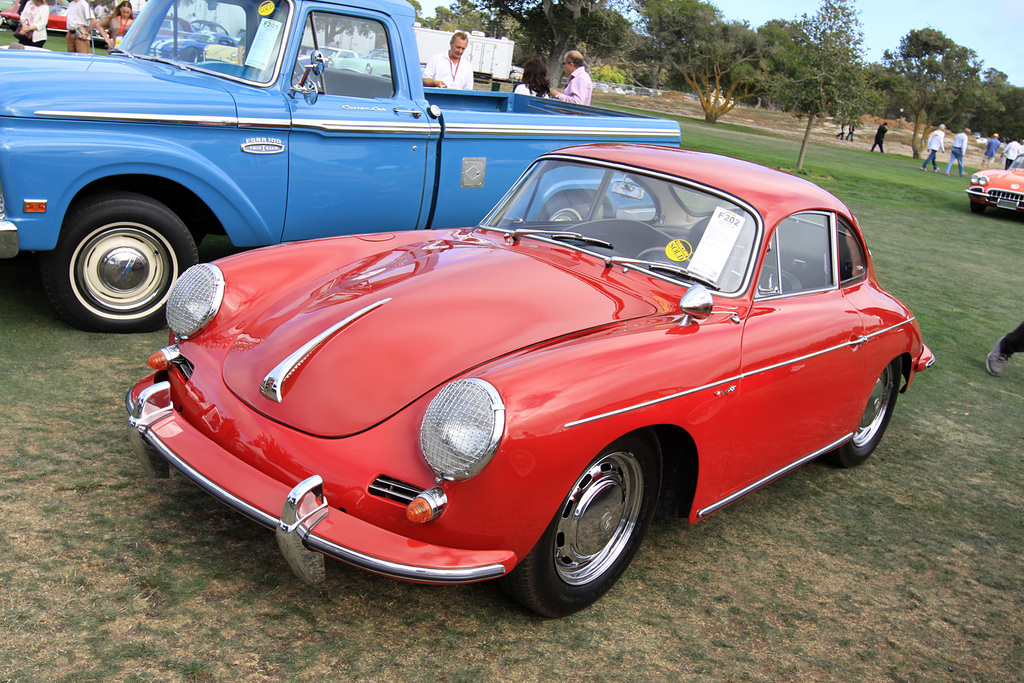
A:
[1011,156,1024,171]
[480,159,761,294]
[117,0,292,85]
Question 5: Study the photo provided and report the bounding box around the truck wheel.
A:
[40,192,198,333]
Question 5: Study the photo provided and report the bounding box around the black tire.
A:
[40,192,198,333]
[826,357,901,468]
[181,46,202,63]
[969,201,986,214]
[500,431,661,617]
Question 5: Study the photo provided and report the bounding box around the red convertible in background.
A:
[127,144,933,617]
[967,155,1024,215]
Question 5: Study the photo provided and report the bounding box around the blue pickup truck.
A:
[0,0,679,332]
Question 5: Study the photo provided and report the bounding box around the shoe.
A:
[933,168,939,172]
[986,337,1010,376]
[920,167,926,171]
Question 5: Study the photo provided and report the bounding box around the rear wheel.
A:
[40,192,198,333]
[826,357,901,468]
[500,431,661,617]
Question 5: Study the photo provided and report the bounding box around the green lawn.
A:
[1,64,1022,681]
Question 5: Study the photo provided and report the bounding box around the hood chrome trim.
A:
[259,298,392,403]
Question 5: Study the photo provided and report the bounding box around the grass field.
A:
[1,41,1023,681]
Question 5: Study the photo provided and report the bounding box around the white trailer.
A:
[414,25,515,81]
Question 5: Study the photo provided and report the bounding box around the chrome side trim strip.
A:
[444,122,680,139]
[35,110,239,126]
[135,425,507,583]
[260,298,391,403]
[696,434,851,518]
[292,119,437,135]
[564,318,916,428]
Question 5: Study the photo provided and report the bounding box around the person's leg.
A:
[957,150,965,176]
[987,321,1024,376]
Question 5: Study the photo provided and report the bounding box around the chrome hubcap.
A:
[553,451,643,585]
[73,224,176,314]
[853,364,894,447]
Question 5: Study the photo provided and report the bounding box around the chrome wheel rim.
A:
[71,224,177,317]
[553,451,644,586]
[853,364,894,448]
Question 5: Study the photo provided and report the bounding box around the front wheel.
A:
[40,192,198,333]
[826,357,901,468]
[969,201,986,214]
[500,431,661,617]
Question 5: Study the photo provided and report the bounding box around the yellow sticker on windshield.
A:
[666,239,693,262]
[258,0,275,15]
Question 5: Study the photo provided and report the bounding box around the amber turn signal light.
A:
[405,487,448,524]
[147,345,181,371]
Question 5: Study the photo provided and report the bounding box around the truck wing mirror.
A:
[291,49,326,105]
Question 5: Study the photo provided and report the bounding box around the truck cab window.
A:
[295,13,395,99]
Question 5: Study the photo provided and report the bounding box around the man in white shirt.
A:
[920,124,946,172]
[944,127,971,177]
[1002,138,1022,170]
[65,0,110,53]
[423,32,473,90]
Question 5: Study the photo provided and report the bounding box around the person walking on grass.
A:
[921,124,946,172]
[986,321,1024,376]
[945,128,971,176]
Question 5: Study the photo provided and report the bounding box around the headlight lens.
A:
[166,263,225,339]
[419,379,505,480]
[970,175,988,186]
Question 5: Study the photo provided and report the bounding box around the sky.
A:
[709,0,1023,86]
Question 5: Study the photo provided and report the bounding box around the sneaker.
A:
[933,168,939,172]
[986,337,1010,376]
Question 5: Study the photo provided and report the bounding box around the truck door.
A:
[283,9,433,241]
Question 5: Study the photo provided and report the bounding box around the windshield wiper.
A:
[605,256,720,290]
[133,53,193,70]
[507,229,614,250]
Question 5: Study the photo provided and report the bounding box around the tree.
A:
[634,0,770,122]
[881,29,982,158]
[767,0,868,170]
[478,0,631,86]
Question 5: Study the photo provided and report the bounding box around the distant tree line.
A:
[414,0,1022,168]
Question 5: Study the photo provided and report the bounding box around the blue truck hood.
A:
[0,52,238,120]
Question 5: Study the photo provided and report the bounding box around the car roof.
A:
[547,144,854,228]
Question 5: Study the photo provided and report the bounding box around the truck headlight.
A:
[166,263,225,339]
[419,379,505,480]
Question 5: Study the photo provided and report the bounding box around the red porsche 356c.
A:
[127,144,933,617]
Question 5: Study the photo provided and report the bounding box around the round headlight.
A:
[166,263,225,339]
[971,175,988,186]
[419,379,505,480]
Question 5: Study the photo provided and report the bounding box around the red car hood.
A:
[221,236,656,437]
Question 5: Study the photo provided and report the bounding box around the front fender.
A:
[1,120,285,251]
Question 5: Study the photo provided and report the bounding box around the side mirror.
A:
[290,49,326,105]
[678,284,713,327]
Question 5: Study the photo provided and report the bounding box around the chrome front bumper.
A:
[0,219,17,259]
[126,381,512,585]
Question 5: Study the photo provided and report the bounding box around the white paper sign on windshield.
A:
[244,19,283,71]
[687,207,745,284]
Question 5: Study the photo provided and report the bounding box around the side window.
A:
[295,13,395,99]
[757,212,835,296]
[837,220,867,285]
